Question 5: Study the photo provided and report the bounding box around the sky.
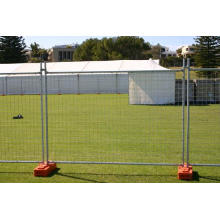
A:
[24,36,196,51]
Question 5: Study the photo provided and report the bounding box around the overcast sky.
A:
[24,36,196,51]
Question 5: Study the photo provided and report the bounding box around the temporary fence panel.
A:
[187,67,220,166]
[1,59,220,175]
[0,72,43,162]
[46,69,184,165]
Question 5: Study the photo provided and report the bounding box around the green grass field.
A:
[0,94,220,183]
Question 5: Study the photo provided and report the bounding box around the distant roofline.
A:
[177,45,195,50]
[53,44,78,49]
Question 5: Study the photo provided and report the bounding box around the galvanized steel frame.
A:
[44,62,185,166]
[0,69,44,163]
[1,60,220,168]
[187,60,220,167]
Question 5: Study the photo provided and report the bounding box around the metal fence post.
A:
[182,58,186,165]
[116,73,118,94]
[58,77,61,94]
[20,79,23,95]
[5,76,8,95]
[40,62,45,163]
[77,74,80,94]
[44,62,49,164]
[186,58,190,167]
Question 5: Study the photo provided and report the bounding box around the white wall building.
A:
[0,60,176,105]
[178,45,195,58]
[160,46,177,58]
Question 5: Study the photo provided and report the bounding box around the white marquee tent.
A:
[0,60,175,104]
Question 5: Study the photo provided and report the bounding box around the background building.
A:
[160,46,177,58]
[48,44,78,62]
[177,45,195,58]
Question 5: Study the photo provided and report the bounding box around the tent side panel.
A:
[0,77,5,95]
[22,76,40,94]
[129,72,175,105]
[117,74,128,94]
[79,74,99,94]
[98,74,116,93]
[7,77,23,95]
[58,75,78,94]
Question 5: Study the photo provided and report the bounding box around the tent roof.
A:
[46,59,167,72]
[0,63,41,74]
[0,59,167,74]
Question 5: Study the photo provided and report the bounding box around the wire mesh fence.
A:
[0,59,220,172]
[187,67,220,166]
[0,72,43,162]
[46,68,184,165]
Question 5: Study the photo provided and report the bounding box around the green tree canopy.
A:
[160,56,183,67]
[145,43,162,60]
[176,48,182,57]
[0,36,27,63]
[30,42,48,62]
[30,42,40,57]
[194,36,220,77]
[194,36,220,67]
[73,36,151,61]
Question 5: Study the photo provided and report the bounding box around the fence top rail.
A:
[0,71,42,76]
[190,68,220,72]
[46,69,183,74]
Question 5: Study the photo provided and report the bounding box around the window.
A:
[58,51,62,61]
[63,51,66,60]
[67,51,70,60]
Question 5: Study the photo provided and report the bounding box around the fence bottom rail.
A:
[0,160,41,163]
[190,164,220,167]
[51,161,181,166]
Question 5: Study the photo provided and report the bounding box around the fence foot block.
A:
[34,162,57,177]
[178,163,193,180]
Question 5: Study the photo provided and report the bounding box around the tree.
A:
[145,44,162,60]
[160,56,183,67]
[29,42,48,62]
[73,38,99,61]
[73,37,151,61]
[0,36,27,63]
[176,47,183,57]
[30,42,40,57]
[114,36,151,60]
[194,36,220,77]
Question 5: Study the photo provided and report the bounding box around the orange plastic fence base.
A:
[34,162,57,177]
[178,163,193,180]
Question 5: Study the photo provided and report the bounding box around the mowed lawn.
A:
[0,94,220,183]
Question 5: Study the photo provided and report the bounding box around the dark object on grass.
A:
[13,114,23,119]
